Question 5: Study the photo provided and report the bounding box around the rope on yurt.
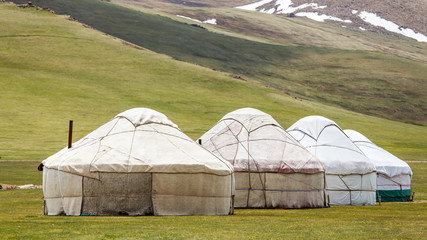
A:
[378,173,413,201]
[247,135,270,208]
[338,175,352,205]
[209,119,244,167]
[148,124,202,165]
[230,173,235,214]
[245,124,324,205]
[213,119,258,208]
[248,124,322,207]
[246,130,251,208]
[57,153,67,214]
[324,172,329,207]
[379,173,410,189]
[210,118,327,208]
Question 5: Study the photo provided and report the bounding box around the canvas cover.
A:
[199,108,326,208]
[287,116,376,205]
[344,129,412,201]
[42,108,234,216]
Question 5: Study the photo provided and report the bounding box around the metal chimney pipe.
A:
[68,120,73,149]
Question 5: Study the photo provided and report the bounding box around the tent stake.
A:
[378,195,381,206]
[411,192,415,201]
[68,120,73,149]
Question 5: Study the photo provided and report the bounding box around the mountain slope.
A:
[200,0,427,41]
[116,0,427,62]
[116,0,427,42]
[10,0,427,126]
[1,2,426,161]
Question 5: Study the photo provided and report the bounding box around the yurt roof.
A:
[115,108,178,128]
[43,108,233,179]
[287,115,339,140]
[219,108,281,132]
[200,108,324,174]
[287,116,375,175]
[344,129,412,177]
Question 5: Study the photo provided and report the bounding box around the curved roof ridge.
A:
[344,129,373,144]
[287,115,340,139]
[115,108,178,129]
[220,107,282,131]
[287,116,376,175]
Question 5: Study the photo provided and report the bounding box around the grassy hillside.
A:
[0,3,426,162]
[0,4,426,239]
[160,5,427,62]
[0,3,427,160]
[113,0,255,8]
[10,0,427,126]
[116,0,427,55]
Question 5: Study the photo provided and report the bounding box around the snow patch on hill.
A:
[203,18,217,25]
[236,0,271,11]
[296,12,351,23]
[274,1,326,14]
[236,0,350,23]
[177,15,217,25]
[236,0,426,43]
[357,11,427,42]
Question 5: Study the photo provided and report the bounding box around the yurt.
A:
[287,116,376,206]
[41,108,234,216]
[198,108,327,209]
[344,129,412,202]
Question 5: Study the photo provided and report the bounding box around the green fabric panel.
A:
[376,189,411,202]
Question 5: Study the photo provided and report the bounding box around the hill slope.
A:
[155,0,427,40]
[159,3,427,62]
[234,0,427,39]
[0,2,426,161]
[9,0,427,126]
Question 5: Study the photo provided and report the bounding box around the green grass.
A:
[0,161,42,186]
[409,162,427,200]
[0,188,426,239]
[9,0,427,125]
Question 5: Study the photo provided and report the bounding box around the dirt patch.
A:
[0,183,42,190]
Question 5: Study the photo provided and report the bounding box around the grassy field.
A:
[0,161,424,238]
[0,4,426,239]
[0,189,426,239]
[10,0,427,125]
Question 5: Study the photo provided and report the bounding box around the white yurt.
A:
[287,116,376,205]
[344,129,412,202]
[198,108,327,209]
[42,108,234,216]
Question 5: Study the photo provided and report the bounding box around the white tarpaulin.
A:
[42,108,234,216]
[287,116,376,205]
[199,108,327,209]
[344,129,412,201]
